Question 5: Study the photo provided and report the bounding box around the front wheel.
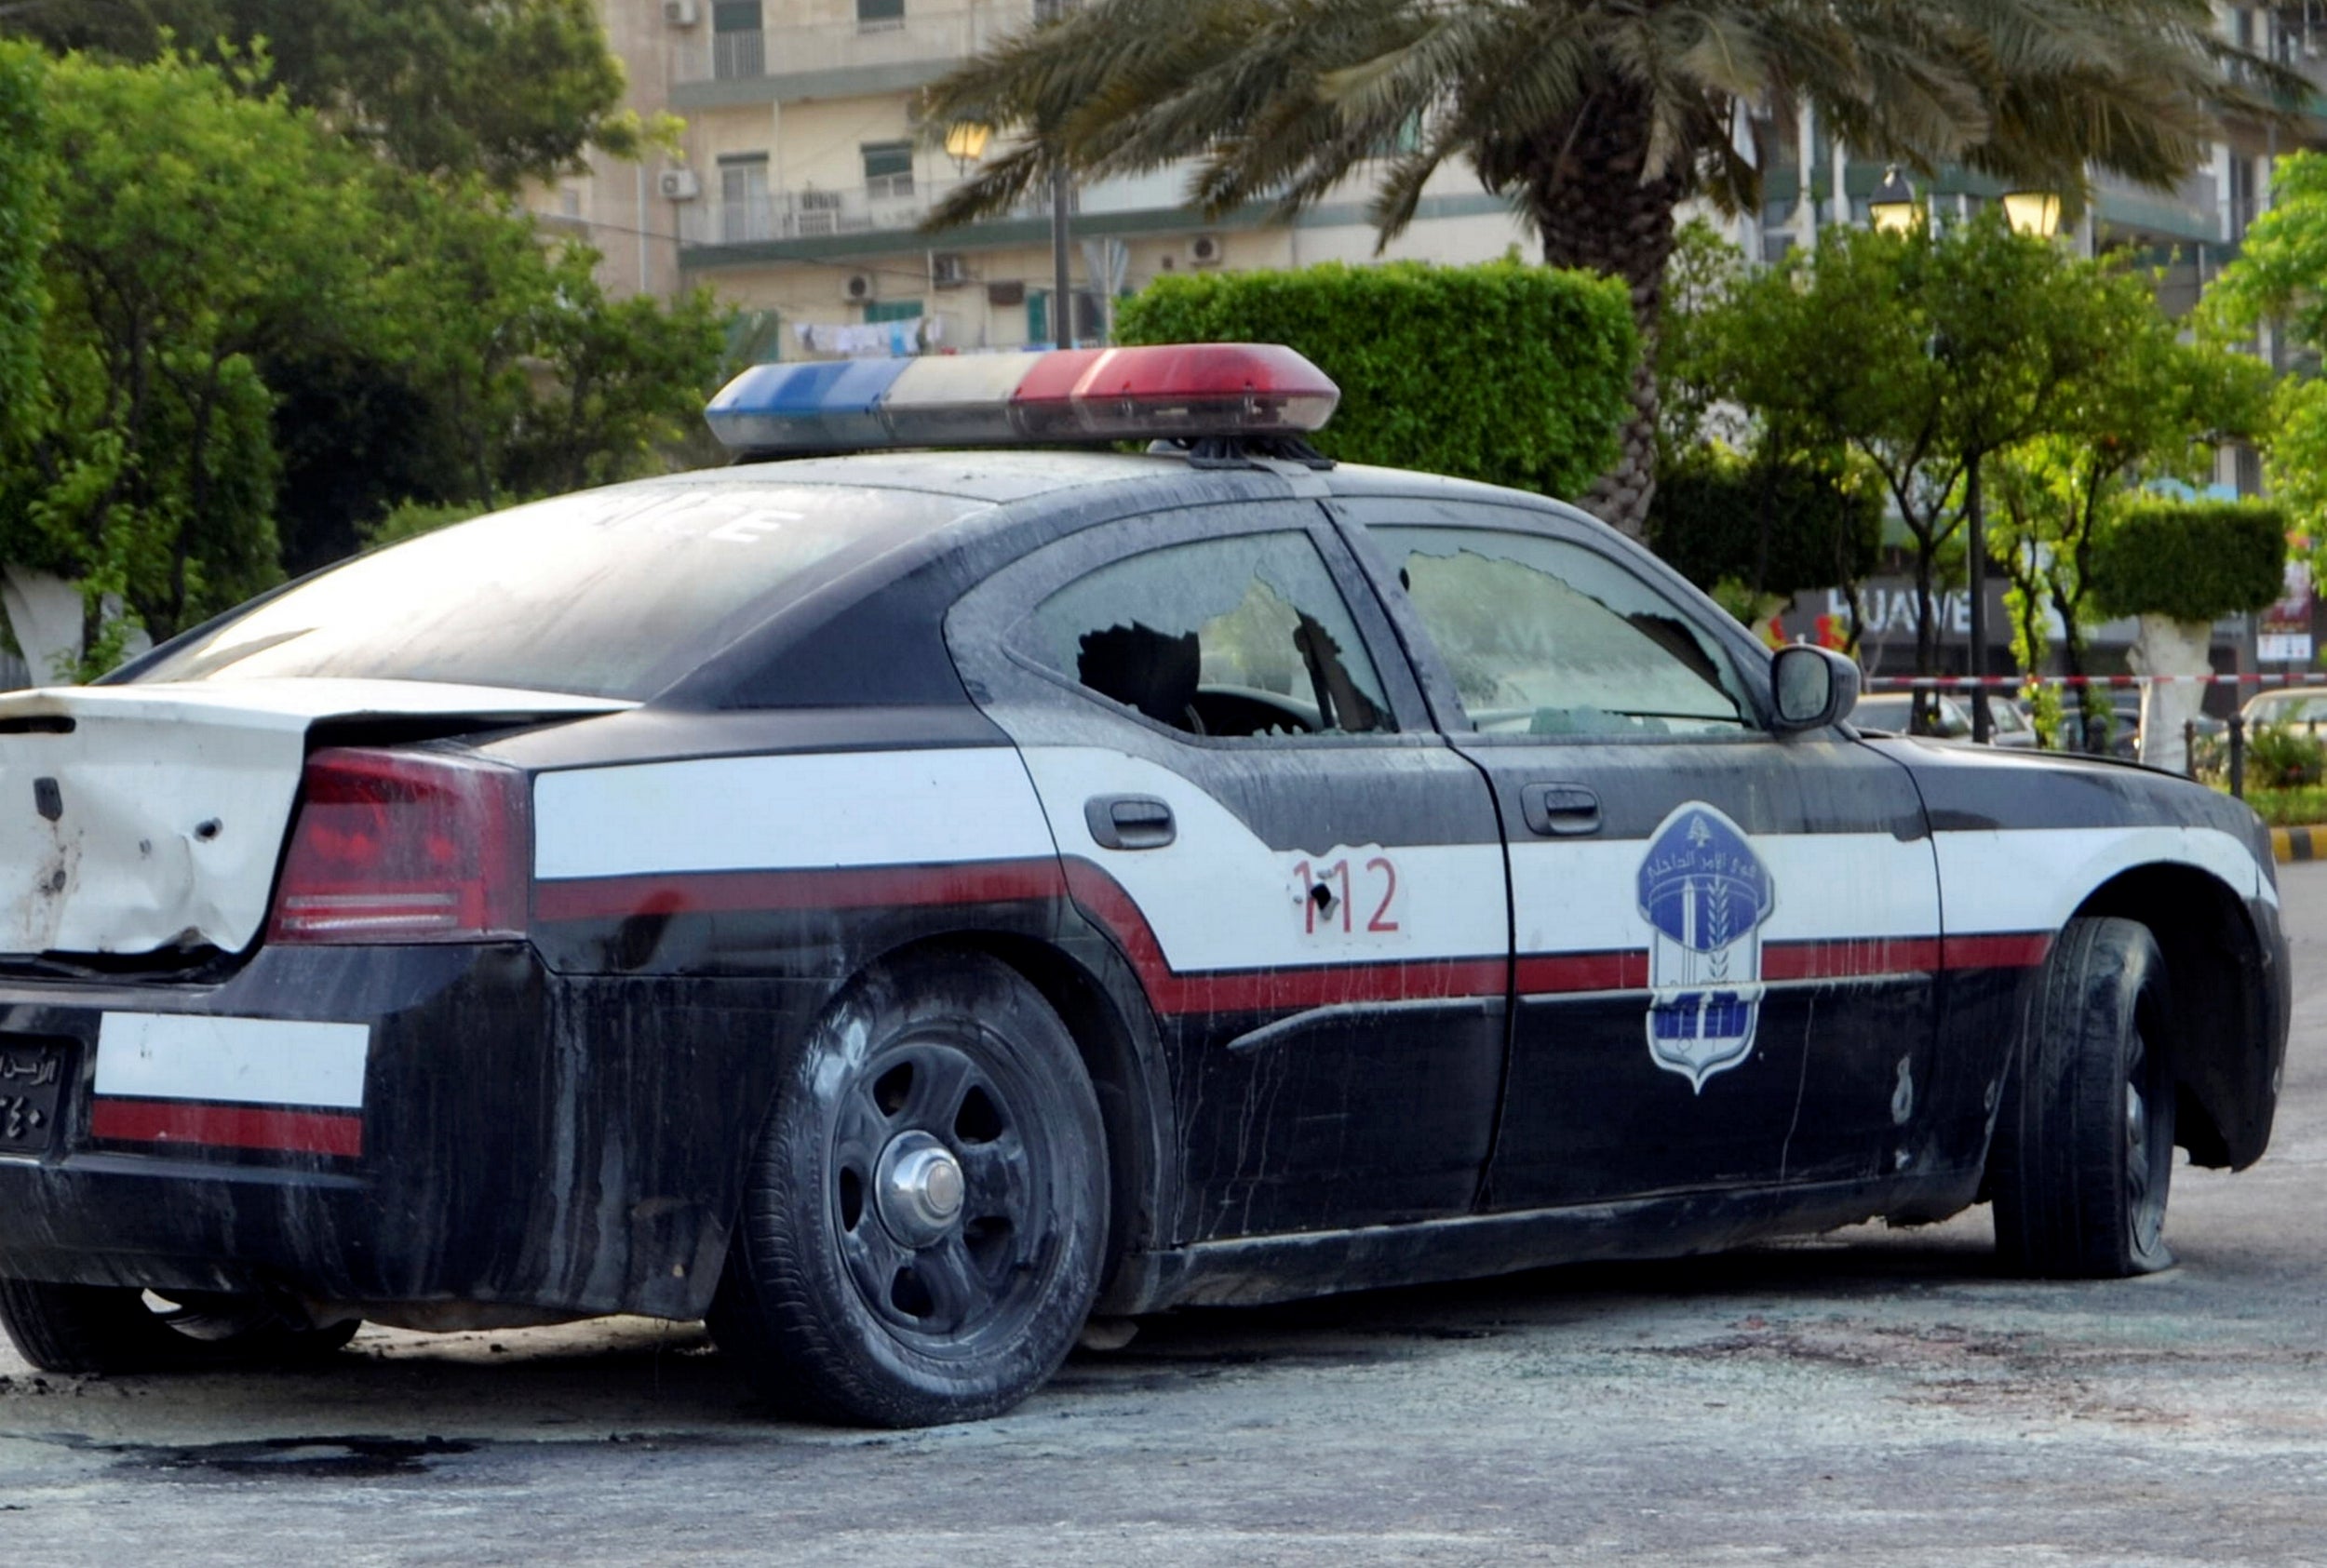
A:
[708,951,1108,1427]
[1991,916,2177,1277]
[0,1280,359,1374]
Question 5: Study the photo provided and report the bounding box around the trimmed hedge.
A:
[1647,452,1881,596]
[2089,500,2289,622]
[1113,259,1636,498]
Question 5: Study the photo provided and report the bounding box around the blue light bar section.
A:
[705,358,910,451]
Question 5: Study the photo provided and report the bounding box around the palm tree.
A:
[921,0,2288,535]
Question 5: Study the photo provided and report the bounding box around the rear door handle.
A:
[1085,795,1177,851]
[1521,783,1601,837]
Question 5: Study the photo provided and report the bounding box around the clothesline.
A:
[791,315,947,358]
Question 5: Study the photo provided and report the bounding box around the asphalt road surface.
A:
[7,872,2327,1565]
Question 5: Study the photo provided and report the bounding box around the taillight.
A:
[268,747,530,945]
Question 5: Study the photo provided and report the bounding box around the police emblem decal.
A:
[1636,802,1776,1092]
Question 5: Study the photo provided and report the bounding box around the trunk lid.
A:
[0,679,625,958]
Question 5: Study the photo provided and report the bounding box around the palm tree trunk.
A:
[1511,93,1686,539]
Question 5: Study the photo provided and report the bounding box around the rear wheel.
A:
[0,1280,359,1374]
[1991,916,2177,1277]
[708,951,1108,1427]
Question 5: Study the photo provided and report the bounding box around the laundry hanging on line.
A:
[791,315,946,358]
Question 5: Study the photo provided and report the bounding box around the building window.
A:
[863,141,915,200]
[864,299,923,324]
[2229,154,2258,242]
[712,1,764,79]
[857,0,906,28]
[1027,288,1105,349]
[719,154,770,244]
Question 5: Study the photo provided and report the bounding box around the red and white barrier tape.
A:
[1863,672,2327,692]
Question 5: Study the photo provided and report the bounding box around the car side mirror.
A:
[1771,645,1860,732]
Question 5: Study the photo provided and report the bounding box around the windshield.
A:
[131,480,988,700]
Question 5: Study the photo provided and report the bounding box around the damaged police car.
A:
[0,344,2288,1427]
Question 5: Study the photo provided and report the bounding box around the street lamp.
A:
[1869,167,1920,233]
[2002,189,2063,238]
[942,122,991,173]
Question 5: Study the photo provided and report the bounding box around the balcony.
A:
[679,168,1179,255]
[684,177,1010,247]
[2092,166,2220,246]
[683,4,1040,91]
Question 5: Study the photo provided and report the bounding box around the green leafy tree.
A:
[1648,448,1882,643]
[0,0,636,186]
[2200,152,2327,549]
[0,51,372,663]
[359,173,731,519]
[0,39,46,451]
[1988,300,2267,743]
[506,281,733,501]
[1709,215,2134,676]
[921,0,2288,539]
[1655,219,1749,462]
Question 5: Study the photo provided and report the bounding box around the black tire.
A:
[707,951,1108,1427]
[0,1280,360,1374]
[1991,916,2177,1278]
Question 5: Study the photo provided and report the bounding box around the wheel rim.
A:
[826,1029,1051,1352]
[2124,1025,2172,1259]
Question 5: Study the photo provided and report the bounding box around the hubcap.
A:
[874,1130,966,1248]
[829,1037,1044,1341]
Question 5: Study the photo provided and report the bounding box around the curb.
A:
[2273,826,2323,864]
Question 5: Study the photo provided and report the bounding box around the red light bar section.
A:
[1013,343,1339,440]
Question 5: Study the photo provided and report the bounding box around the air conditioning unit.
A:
[663,0,700,25]
[931,253,969,289]
[658,167,700,201]
[1189,234,1225,267]
[842,273,876,303]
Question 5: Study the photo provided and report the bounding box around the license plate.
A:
[0,1038,69,1155]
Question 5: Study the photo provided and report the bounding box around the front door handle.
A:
[1085,795,1177,851]
[1521,783,1601,837]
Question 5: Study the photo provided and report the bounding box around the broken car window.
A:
[1024,532,1394,739]
[1373,527,1755,738]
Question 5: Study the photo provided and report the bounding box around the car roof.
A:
[692,448,1584,519]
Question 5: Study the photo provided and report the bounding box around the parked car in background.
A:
[2052,693,2144,760]
[2240,687,2327,733]
[1849,691,2036,748]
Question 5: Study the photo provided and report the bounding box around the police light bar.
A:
[705,342,1340,453]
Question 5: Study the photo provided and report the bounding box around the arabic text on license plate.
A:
[0,1038,70,1155]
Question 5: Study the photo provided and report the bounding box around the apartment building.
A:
[555,2,2327,367]
[555,0,1532,352]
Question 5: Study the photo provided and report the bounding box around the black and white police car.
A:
[0,344,2288,1427]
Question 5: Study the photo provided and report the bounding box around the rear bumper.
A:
[0,944,763,1320]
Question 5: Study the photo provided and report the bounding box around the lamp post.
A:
[2001,189,2063,238]
[942,122,990,173]
[1957,190,2061,744]
[1869,167,1920,234]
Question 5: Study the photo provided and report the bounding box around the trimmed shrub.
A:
[2089,500,2289,622]
[1647,450,1882,596]
[1113,259,1636,499]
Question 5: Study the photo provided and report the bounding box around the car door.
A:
[947,498,1512,1243]
[1335,497,1945,1210]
